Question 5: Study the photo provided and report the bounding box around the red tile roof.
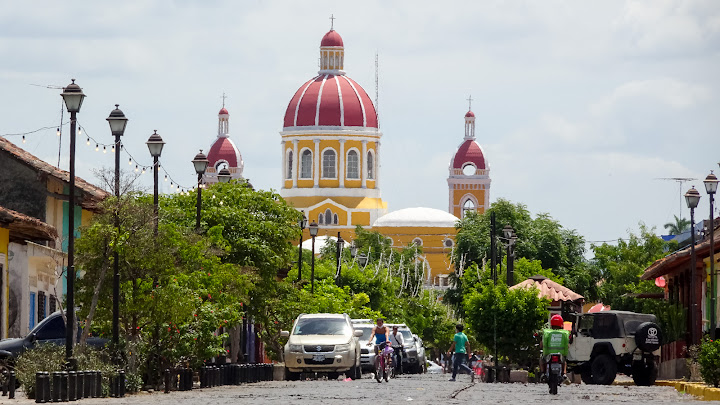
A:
[641,225,720,280]
[0,205,58,241]
[510,275,584,302]
[0,136,108,210]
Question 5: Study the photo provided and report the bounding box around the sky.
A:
[1,1,719,254]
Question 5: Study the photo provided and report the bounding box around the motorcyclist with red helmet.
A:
[540,314,570,379]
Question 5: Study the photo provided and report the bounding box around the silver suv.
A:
[282,313,363,380]
[388,324,425,374]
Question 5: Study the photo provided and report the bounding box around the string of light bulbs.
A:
[0,123,68,143]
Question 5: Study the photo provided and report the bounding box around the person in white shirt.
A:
[389,326,405,374]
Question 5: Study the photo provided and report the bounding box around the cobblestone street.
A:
[1,373,706,404]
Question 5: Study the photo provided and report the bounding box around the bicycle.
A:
[372,342,393,383]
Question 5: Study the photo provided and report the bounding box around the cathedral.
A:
[204,25,492,285]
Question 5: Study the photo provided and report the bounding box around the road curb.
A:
[610,379,720,401]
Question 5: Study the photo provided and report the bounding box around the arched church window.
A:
[346,150,359,179]
[301,150,312,179]
[322,149,336,178]
[325,209,332,225]
[462,199,476,218]
[333,214,338,225]
[286,151,293,179]
[367,151,374,180]
[319,214,324,225]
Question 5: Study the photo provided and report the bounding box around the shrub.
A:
[698,337,720,387]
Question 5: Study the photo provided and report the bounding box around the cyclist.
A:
[389,325,405,374]
[540,314,570,380]
[367,317,390,356]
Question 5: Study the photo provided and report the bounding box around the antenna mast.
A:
[656,177,697,218]
[375,51,379,129]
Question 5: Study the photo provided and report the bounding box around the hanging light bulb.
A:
[111,145,115,153]
[56,128,60,136]
[135,165,139,172]
[86,138,90,146]
[22,135,26,143]
[78,127,82,136]
[141,167,146,174]
[103,146,107,154]
[164,175,168,182]
[129,158,132,165]
[95,144,99,152]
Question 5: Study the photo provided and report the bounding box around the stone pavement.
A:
[0,373,708,404]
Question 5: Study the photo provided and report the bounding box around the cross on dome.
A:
[467,95,473,111]
[330,14,335,30]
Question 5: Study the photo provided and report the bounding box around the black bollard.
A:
[96,371,102,398]
[77,371,84,399]
[240,364,248,383]
[85,370,93,398]
[52,372,61,402]
[68,371,76,401]
[59,372,68,401]
[8,371,15,399]
[43,372,51,403]
[35,372,44,403]
[118,370,125,397]
[2,370,7,396]
[179,369,186,391]
[164,369,170,393]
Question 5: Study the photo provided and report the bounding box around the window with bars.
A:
[38,291,46,322]
[286,150,293,179]
[346,150,359,179]
[322,149,336,178]
[49,294,57,314]
[367,152,374,180]
[301,150,313,178]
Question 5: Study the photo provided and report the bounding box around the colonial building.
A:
[448,108,491,218]
[280,28,387,230]
[204,105,244,185]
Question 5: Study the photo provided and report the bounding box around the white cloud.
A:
[592,78,712,115]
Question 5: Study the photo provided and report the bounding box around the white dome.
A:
[372,207,460,228]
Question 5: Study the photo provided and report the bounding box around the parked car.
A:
[0,311,108,363]
[351,322,376,372]
[282,313,363,380]
[567,310,662,386]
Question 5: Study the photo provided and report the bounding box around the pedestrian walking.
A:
[447,324,474,382]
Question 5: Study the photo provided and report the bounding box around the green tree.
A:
[663,215,690,235]
[464,282,549,366]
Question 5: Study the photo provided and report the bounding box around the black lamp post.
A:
[106,104,128,355]
[60,79,85,365]
[685,186,701,345]
[336,232,344,286]
[297,211,307,282]
[503,225,517,286]
[192,150,209,231]
[217,166,231,183]
[704,171,718,339]
[146,130,165,235]
[309,221,319,294]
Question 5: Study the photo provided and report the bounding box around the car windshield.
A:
[293,318,351,335]
[355,326,373,340]
[400,329,413,342]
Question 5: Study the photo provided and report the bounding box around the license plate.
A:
[312,354,325,361]
[550,364,561,371]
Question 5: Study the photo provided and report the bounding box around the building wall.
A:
[0,151,47,221]
[7,243,28,337]
[0,228,8,338]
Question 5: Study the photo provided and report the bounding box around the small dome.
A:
[321,30,344,47]
[451,140,486,170]
[207,137,242,168]
[219,107,229,115]
[465,110,475,118]
[373,207,459,228]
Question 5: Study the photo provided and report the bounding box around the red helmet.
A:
[550,314,564,327]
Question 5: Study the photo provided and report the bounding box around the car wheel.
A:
[349,362,361,380]
[590,354,617,385]
[631,359,657,386]
[580,369,593,385]
[285,368,300,381]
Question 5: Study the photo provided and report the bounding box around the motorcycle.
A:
[546,353,563,395]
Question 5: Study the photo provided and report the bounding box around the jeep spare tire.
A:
[634,322,662,352]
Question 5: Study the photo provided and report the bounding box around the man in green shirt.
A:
[541,314,570,378]
[447,324,474,382]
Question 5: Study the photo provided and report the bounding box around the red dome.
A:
[283,74,378,128]
[321,30,344,47]
[219,107,229,115]
[207,137,242,168]
[465,110,475,118]
[452,140,486,170]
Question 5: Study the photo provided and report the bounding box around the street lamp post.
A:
[192,150,209,231]
[146,130,165,235]
[308,221,319,294]
[489,211,498,382]
[685,186,701,345]
[60,79,86,365]
[336,232,344,286]
[503,225,517,286]
[704,171,718,339]
[297,211,307,282]
[107,105,128,355]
